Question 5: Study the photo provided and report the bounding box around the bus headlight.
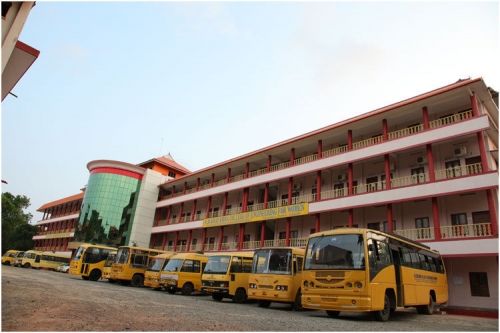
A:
[354,281,363,289]
[249,283,257,289]
[303,280,309,287]
[275,285,288,291]
[346,282,353,288]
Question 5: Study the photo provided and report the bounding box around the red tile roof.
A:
[37,192,84,211]
[138,155,191,174]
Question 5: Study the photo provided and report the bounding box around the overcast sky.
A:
[1,1,498,222]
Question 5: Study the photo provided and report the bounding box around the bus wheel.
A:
[212,293,224,302]
[326,311,340,318]
[374,294,391,321]
[82,276,90,281]
[292,290,302,311]
[131,274,144,287]
[233,288,247,303]
[89,269,101,281]
[417,294,435,315]
[23,263,31,268]
[181,283,194,296]
[258,301,271,308]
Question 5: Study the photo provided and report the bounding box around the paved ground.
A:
[1,265,498,331]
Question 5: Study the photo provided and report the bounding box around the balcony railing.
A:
[165,110,474,200]
[441,223,492,239]
[394,227,434,241]
[435,163,482,180]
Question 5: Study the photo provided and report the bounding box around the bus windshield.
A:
[163,259,183,272]
[104,254,116,267]
[305,234,365,270]
[252,249,292,275]
[148,258,166,272]
[204,256,230,274]
[73,246,85,260]
[115,248,130,264]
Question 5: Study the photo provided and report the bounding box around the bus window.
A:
[242,258,252,273]
[428,256,437,272]
[296,256,303,272]
[368,238,391,280]
[418,253,429,271]
[230,257,242,273]
[116,248,129,264]
[180,260,200,273]
[132,254,148,267]
[35,255,40,263]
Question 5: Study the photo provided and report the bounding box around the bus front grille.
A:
[258,285,274,289]
[315,271,345,284]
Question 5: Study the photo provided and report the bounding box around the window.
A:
[469,272,490,297]
[278,232,286,240]
[366,176,379,192]
[181,260,200,273]
[451,213,468,237]
[415,217,430,239]
[168,171,176,178]
[367,237,391,280]
[230,257,242,273]
[296,256,303,272]
[445,160,462,178]
[411,167,426,184]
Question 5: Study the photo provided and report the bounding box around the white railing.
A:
[294,154,318,166]
[394,228,434,241]
[441,223,492,239]
[429,110,473,129]
[248,168,268,178]
[352,135,384,150]
[263,240,275,247]
[391,173,428,188]
[269,161,291,172]
[220,242,237,251]
[242,241,260,250]
[321,187,347,200]
[289,238,307,247]
[322,145,348,158]
[388,124,424,140]
[435,163,482,181]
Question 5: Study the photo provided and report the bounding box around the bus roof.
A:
[78,243,117,251]
[207,251,254,258]
[170,252,208,261]
[24,250,43,254]
[151,251,176,259]
[309,228,438,254]
[254,247,305,255]
[41,251,71,258]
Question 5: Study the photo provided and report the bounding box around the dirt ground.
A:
[2,265,498,331]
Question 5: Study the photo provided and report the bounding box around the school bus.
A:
[70,244,117,281]
[102,253,116,281]
[20,250,43,269]
[2,250,22,265]
[144,252,176,289]
[201,251,253,303]
[13,251,26,267]
[248,247,305,310]
[302,228,448,321]
[39,251,71,270]
[110,246,168,287]
[160,253,208,295]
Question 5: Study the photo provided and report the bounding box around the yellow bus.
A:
[20,250,43,269]
[144,252,176,289]
[102,252,117,281]
[110,246,168,287]
[302,228,448,321]
[70,244,117,281]
[2,250,22,265]
[248,247,305,310]
[39,251,71,270]
[201,251,253,303]
[13,251,26,267]
[160,253,208,295]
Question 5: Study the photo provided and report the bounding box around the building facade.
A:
[150,78,498,314]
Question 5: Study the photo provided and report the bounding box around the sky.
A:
[1,1,499,222]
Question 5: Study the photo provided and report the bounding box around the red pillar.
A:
[384,155,391,190]
[191,200,197,221]
[427,144,435,182]
[386,204,393,232]
[218,227,224,251]
[187,230,192,252]
[211,173,215,187]
[179,203,184,222]
[245,162,250,178]
[288,177,293,205]
[348,130,353,150]
[154,209,160,227]
[432,197,442,240]
[174,231,179,252]
[260,222,265,247]
[316,170,322,201]
[290,148,295,166]
[317,139,323,158]
[382,119,388,140]
[162,233,167,250]
[487,189,498,236]
[422,106,430,129]
[264,183,269,208]
[205,196,212,218]
[267,155,272,172]
[242,189,248,211]
[315,213,320,233]
[238,224,244,250]
[201,228,207,251]
[222,193,228,215]
[227,167,231,182]
[347,163,353,195]
[166,207,171,225]
[285,218,291,246]
[348,209,354,227]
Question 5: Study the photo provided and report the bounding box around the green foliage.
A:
[2,192,36,253]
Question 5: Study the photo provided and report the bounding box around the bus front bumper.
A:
[302,293,372,312]
[248,289,293,303]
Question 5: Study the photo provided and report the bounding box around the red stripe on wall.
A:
[90,167,143,180]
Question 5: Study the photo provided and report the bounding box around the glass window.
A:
[305,234,365,270]
[252,249,292,275]
[163,259,183,272]
[204,256,230,274]
[367,238,391,280]
[469,272,490,297]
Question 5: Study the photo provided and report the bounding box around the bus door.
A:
[389,244,403,306]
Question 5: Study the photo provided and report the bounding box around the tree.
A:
[2,192,36,253]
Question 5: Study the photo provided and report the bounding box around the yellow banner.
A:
[202,203,309,228]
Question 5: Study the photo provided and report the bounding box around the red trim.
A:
[443,308,498,319]
[441,252,498,257]
[16,40,40,58]
[90,167,143,180]
[163,78,483,187]
[487,189,498,236]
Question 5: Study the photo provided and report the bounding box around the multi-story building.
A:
[33,155,190,252]
[150,78,498,315]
